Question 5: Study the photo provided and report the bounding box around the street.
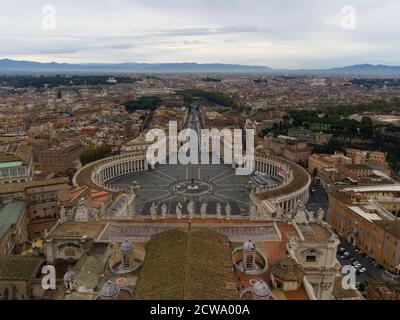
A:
[306,183,329,219]
[336,235,386,284]
[306,182,386,285]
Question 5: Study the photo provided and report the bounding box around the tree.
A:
[313,139,345,155]
[361,116,373,127]
[124,96,161,113]
[360,116,374,136]
[80,144,111,165]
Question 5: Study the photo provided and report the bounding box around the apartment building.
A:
[265,135,312,166]
[0,144,34,184]
[0,178,71,238]
[328,189,400,274]
[0,200,28,255]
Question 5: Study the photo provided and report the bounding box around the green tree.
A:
[80,144,112,165]
[361,116,373,127]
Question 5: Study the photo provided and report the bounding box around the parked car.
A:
[359,268,367,273]
[341,254,351,260]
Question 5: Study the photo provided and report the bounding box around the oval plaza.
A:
[74,115,311,222]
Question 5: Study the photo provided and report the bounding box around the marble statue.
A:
[74,198,90,222]
[176,202,183,219]
[67,209,74,221]
[200,202,207,219]
[294,202,309,224]
[216,202,222,219]
[187,200,194,219]
[150,203,157,220]
[297,200,304,209]
[161,203,167,219]
[225,203,231,220]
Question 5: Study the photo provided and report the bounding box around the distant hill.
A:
[0,59,271,74]
[0,59,400,75]
[324,64,400,75]
[273,64,400,76]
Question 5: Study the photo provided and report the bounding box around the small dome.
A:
[120,239,134,253]
[63,270,76,282]
[100,280,120,299]
[252,280,272,297]
[243,240,256,252]
[271,257,305,282]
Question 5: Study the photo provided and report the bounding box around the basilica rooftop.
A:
[134,228,237,300]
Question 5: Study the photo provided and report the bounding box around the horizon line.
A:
[1,58,400,71]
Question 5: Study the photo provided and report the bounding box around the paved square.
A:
[108,163,253,217]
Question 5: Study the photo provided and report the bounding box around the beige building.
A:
[120,134,154,154]
[309,151,393,191]
[32,140,84,173]
[0,117,28,134]
[265,135,312,167]
[0,178,71,239]
[288,221,341,300]
[308,152,352,176]
[346,148,390,176]
[0,144,34,184]
[0,200,28,255]
[328,189,400,274]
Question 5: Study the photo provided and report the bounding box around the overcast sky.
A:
[1,0,399,68]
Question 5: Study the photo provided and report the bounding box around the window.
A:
[306,255,317,263]
[123,255,130,269]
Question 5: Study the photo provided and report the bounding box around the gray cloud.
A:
[0,0,399,68]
